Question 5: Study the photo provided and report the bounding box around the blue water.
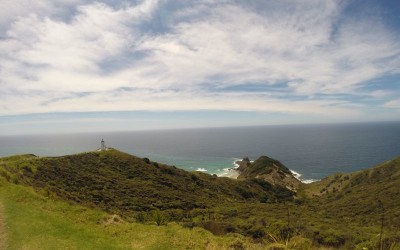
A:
[1,122,399,181]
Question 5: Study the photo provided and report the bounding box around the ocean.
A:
[1,122,399,182]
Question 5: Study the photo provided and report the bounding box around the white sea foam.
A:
[216,168,232,176]
[232,158,254,167]
[302,179,318,184]
[290,169,318,184]
[211,158,249,178]
[216,158,319,182]
[196,168,207,172]
[290,169,302,179]
[215,162,240,178]
[232,158,241,168]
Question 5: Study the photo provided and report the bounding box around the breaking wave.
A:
[290,169,318,184]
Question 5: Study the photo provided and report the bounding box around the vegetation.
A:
[0,178,264,249]
[238,156,291,177]
[0,150,400,249]
[237,156,302,191]
[18,150,294,213]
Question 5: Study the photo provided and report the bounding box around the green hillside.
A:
[0,175,262,250]
[299,157,400,249]
[303,157,400,233]
[6,150,293,214]
[0,150,399,249]
[237,156,302,191]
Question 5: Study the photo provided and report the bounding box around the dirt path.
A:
[0,202,7,250]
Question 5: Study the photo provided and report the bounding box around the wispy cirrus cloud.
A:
[0,0,399,124]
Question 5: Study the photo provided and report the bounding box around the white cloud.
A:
[383,99,400,109]
[0,0,399,122]
[0,0,88,32]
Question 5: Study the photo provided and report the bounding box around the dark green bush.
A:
[316,230,346,247]
[0,170,11,182]
[201,221,223,235]
[153,210,169,226]
[268,222,294,241]
[247,226,266,239]
[135,212,146,223]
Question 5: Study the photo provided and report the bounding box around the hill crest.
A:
[236,156,302,191]
[0,149,295,217]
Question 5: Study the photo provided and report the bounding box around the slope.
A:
[1,149,294,219]
[0,174,264,250]
[1,150,400,249]
[0,202,6,250]
[312,157,400,224]
[301,157,400,248]
[237,156,302,191]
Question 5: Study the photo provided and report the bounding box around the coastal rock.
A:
[236,157,251,172]
[237,156,302,191]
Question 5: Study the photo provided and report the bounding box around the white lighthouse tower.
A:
[101,139,106,151]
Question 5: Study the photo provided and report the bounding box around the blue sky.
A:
[0,0,399,135]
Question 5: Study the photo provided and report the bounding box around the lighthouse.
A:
[101,139,106,151]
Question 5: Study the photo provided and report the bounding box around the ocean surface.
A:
[1,122,399,182]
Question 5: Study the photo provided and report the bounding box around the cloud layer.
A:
[1,0,400,121]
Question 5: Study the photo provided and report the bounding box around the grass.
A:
[0,179,125,249]
[0,202,6,250]
[1,151,400,249]
[0,177,266,250]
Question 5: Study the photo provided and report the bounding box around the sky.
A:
[0,0,400,135]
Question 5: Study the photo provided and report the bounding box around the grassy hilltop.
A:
[237,156,302,191]
[0,150,399,249]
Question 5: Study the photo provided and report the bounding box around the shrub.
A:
[230,241,246,250]
[22,165,33,173]
[235,186,256,199]
[378,234,400,250]
[11,175,19,184]
[182,222,197,229]
[268,222,294,241]
[0,170,11,182]
[200,221,228,235]
[135,212,146,223]
[287,236,312,250]
[315,230,346,247]
[247,226,266,239]
[274,185,295,201]
[152,210,169,226]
